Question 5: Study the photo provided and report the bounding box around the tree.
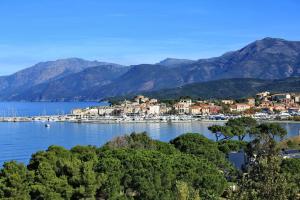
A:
[249,123,287,157]
[170,133,234,173]
[225,117,257,141]
[217,140,248,154]
[176,181,201,200]
[232,123,295,200]
[0,161,32,199]
[280,158,300,199]
[208,125,233,141]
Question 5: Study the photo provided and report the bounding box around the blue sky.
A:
[0,0,300,75]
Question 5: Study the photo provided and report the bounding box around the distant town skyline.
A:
[0,0,300,75]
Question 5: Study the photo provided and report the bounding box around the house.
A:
[159,103,171,114]
[247,98,256,106]
[190,105,202,115]
[146,105,160,115]
[98,106,115,116]
[256,91,270,99]
[134,95,149,104]
[208,105,222,114]
[174,98,193,114]
[271,93,291,101]
[71,107,98,116]
[221,100,234,105]
[272,104,287,112]
[149,98,158,104]
[294,95,300,103]
[230,104,251,112]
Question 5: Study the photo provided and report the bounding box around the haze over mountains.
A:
[1,37,300,101]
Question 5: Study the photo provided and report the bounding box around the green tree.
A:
[0,161,31,199]
[0,132,230,200]
[208,125,233,141]
[233,123,295,200]
[217,140,248,154]
[170,133,234,173]
[280,158,300,199]
[176,181,201,200]
[225,117,257,141]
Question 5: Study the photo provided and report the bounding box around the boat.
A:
[45,124,51,128]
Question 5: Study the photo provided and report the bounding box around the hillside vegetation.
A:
[110,77,300,101]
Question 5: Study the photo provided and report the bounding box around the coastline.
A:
[1,115,300,124]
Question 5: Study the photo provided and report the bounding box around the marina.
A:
[0,113,299,123]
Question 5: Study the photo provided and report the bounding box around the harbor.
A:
[1,113,300,124]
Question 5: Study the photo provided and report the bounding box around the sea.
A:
[0,102,299,166]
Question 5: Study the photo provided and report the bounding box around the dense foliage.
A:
[0,133,228,200]
[231,123,298,199]
[170,133,233,172]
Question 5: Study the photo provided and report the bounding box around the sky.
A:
[0,0,300,75]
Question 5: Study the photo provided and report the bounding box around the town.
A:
[70,92,300,122]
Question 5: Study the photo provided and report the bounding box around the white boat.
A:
[45,124,51,128]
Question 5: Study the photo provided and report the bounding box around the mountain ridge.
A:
[1,37,300,101]
[109,77,300,101]
[0,58,125,100]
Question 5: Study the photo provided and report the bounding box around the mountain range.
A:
[1,37,300,101]
[136,77,300,100]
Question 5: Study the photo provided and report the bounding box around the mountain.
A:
[173,37,300,83]
[112,77,300,100]
[85,64,185,98]
[157,58,196,68]
[7,65,130,101]
[2,37,300,101]
[0,58,123,100]
[84,37,300,99]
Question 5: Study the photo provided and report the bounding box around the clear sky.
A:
[0,0,300,75]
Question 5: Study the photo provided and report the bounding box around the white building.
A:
[146,105,160,115]
[174,99,193,114]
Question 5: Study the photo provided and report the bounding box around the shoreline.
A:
[1,115,300,124]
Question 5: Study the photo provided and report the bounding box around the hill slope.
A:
[114,77,300,100]
[8,65,130,101]
[0,58,124,100]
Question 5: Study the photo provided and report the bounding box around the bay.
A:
[0,102,300,167]
[0,101,106,117]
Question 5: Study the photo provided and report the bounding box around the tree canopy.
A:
[0,132,228,200]
[208,117,257,141]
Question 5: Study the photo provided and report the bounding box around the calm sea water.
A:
[0,102,300,166]
[0,101,106,117]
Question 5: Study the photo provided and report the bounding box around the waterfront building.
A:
[247,98,256,106]
[174,98,193,114]
[229,103,251,112]
[256,91,270,99]
[271,93,291,101]
[221,100,234,105]
[294,95,300,103]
